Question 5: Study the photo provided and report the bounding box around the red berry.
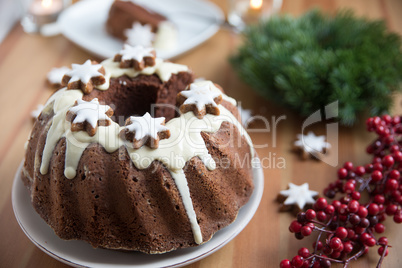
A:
[394,210,402,223]
[386,179,399,191]
[335,227,348,240]
[331,251,341,258]
[347,200,360,213]
[301,226,312,236]
[374,223,385,233]
[347,228,355,239]
[351,191,361,200]
[382,114,392,123]
[298,247,310,258]
[355,166,365,176]
[378,246,389,256]
[317,211,327,222]
[320,259,331,268]
[358,206,368,218]
[349,214,361,225]
[329,237,342,250]
[280,259,291,268]
[325,205,335,215]
[394,151,402,162]
[371,170,383,182]
[360,233,371,242]
[355,226,366,234]
[382,155,395,167]
[292,255,304,268]
[343,182,355,193]
[315,198,328,210]
[389,170,400,179]
[305,209,316,220]
[313,241,323,250]
[344,162,353,171]
[373,163,383,171]
[343,241,353,253]
[365,237,376,247]
[332,200,341,209]
[392,116,401,125]
[378,236,388,245]
[338,204,348,215]
[374,194,385,204]
[289,220,302,233]
[368,203,380,215]
[338,168,348,179]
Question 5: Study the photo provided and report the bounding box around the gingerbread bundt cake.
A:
[22,45,254,253]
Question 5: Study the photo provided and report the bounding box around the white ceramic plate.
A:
[58,0,224,60]
[12,158,264,268]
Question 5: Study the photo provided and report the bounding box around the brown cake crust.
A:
[106,0,167,41]
[21,71,254,253]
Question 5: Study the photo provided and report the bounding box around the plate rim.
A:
[57,0,225,60]
[12,158,264,268]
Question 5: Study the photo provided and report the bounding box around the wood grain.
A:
[0,0,401,267]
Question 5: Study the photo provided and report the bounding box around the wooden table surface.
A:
[1,0,402,267]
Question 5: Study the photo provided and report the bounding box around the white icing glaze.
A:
[170,169,203,244]
[96,58,188,90]
[118,44,155,62]
[125,23,155,48]
[125,112,168,141]
[47,66,70,85]
[40,88,84,176]
[280,183,318,209]
[68,98,112,128]
[294,131,331,154]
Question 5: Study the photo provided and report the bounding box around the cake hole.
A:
[175,205,179,210]
[95,195,99,199]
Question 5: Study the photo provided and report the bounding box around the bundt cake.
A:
[22,45,255,254]
[106,0,177,50]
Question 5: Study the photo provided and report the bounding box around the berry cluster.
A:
[280,115,402,268]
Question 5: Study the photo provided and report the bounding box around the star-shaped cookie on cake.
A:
[121,112,170,149]
[114,44,156,71]
[176,82,223,119]
[62,60,106,94]
[277,182,318,213]
[66,98,114,136]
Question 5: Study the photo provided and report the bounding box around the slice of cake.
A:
[106,0,177,50]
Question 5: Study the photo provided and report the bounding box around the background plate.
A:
[12,158,264,268]
[58,0,224,60]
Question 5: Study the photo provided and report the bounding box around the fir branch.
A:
[230,9,402,125]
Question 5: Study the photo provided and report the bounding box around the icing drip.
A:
[40,88,84,176]
[170,170,203,244]
[97,58,188,90]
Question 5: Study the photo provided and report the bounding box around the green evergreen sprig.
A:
[230,9,402,125]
